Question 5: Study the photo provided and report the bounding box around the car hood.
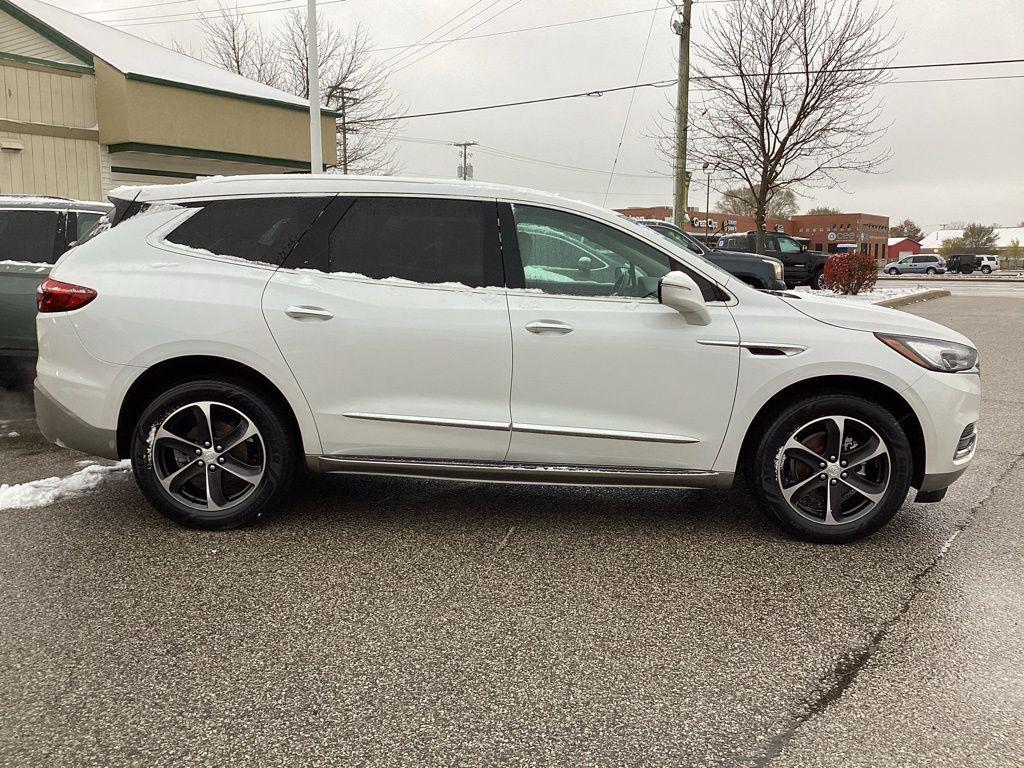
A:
[777,292,973,346]
[713,249,782,264]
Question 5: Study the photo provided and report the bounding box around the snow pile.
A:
[0,460,131,510]
[0,259,50,269]
[793,286,923,305]
[4,432,19,438]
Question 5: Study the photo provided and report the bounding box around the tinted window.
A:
[167,197,331,266]
[652,225,702,255]
[777,236,802,253]
[329,197,499,288]
[0,209,61,263]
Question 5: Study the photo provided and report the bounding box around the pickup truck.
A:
[716,231,830,289]
[637,220,786,291]
[0,196,111,360]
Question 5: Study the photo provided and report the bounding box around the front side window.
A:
[328,197,500,288]
[777,236,802,253]
[653,225,702,255]
[166,197,331,266]
[0,209,62,263]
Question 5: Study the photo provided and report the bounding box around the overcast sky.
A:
[65,0,1024,231]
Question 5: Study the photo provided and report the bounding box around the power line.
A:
[112,0,348,26]
[88,0,284,15]
[351,59,1024,124]
[391,0,527,74]
[378,0,490,69]
[603,0,660,205]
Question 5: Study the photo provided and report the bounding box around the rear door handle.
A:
[285,305,334,321]
[525,320,573,335]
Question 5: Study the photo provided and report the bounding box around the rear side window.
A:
[0,209,62,263]
[166,197,331,266]
[328,197,501,288]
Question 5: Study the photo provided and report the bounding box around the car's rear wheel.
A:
[747,393,912,543]
[130,379,297,529]
[887,267,899,275]
[981,265,992,274]
[926,267,937,274]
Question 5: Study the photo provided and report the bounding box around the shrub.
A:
[823,252,877,295]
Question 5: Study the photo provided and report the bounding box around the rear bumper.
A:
[35,380,118,459]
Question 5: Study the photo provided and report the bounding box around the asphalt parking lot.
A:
[1,295,1022,767]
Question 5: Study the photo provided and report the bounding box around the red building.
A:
[886,237,921,263]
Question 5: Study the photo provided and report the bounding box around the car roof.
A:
[0,195,112,212]
[112,174,615,218]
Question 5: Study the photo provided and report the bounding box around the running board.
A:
[309,455,734,490]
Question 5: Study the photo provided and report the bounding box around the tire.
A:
[925,267,936,275]
[746,393,913,543]
[887,267,899,276]
[961,267,974,275]
[811,268,827,290]
[130,378,298,529]
[981,265,992,274]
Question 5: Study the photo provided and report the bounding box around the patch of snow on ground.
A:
[4,431,19,437]
[793,286,924,304]
[0,460,131,510]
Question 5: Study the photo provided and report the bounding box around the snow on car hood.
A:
[777,292,973,346]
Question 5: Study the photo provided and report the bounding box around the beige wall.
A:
[0,58,102,200]
[95,59,336,166]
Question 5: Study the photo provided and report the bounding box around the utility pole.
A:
[671,0,693,229]
[306,0,322,174]
[703,162,713,244]
[453,141,477,180]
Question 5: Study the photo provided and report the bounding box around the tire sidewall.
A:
[750,394,913,543]
[888,268,899,275]
[130,378,295,529]
[813,269,826,290]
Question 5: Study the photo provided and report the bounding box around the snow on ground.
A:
[793,286,924,304]
[0,460,131,510]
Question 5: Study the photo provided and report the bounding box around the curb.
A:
[877,275,1024,283]
[875,289,951,308]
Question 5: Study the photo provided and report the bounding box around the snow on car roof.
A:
[8,0,322,112]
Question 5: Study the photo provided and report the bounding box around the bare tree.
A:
[714,185,798,218]
[188,4,402,175]
[661,0,895,253]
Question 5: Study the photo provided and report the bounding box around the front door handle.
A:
[526,320,573,335]
[285,305,334,321]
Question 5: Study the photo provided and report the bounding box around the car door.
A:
[0,207,65,355]
[501,202,740,470]
[263,195,513,460]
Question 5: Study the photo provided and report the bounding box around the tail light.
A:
[36,278,97,313]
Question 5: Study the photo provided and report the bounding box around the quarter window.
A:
[0,210,61,263]
[329,197,499,288]
[166,197,331,266]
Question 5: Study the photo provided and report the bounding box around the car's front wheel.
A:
[747,393,913,543]
[887,267,900,275]
[130,379,297,529]
[811,268,827,290]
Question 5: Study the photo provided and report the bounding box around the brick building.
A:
[791,213,890,262]
[616,205,890,265]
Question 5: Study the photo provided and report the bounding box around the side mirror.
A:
[658,270,711,325]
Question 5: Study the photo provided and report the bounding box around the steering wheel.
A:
[612,261,638,296]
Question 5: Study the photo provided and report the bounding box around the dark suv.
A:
[716,231,829,290]
[638,220,786,291]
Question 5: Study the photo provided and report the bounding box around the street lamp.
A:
[702,162,714,245]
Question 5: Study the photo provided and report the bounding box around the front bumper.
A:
[35,380,119,459]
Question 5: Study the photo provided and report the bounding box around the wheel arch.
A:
[737,375,926,489]
[116,355,307,460]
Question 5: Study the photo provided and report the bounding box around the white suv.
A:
[34,176,981,543]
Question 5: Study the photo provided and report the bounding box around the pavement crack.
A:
[746,452,1024,767]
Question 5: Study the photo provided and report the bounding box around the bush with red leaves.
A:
[823,252,878,295]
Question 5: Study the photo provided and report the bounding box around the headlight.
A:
[761,258,783,279]
[875,333,979,372]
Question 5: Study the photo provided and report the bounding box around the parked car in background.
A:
[35,176,980,544]
[716,231,830,289]
[0,196,111,358]
[637,219,786,291]
[886,254,946,275]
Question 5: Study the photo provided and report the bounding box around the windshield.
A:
[620,217,737,285]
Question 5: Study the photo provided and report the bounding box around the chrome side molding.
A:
[309,455,734,490]
[515,423,699,444]
[343,412,511,431]
[697,339,807,356]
